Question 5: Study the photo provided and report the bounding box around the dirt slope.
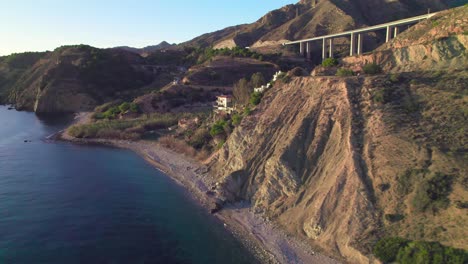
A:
[210,6,468,263]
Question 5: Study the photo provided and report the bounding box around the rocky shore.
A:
[58,112,339,264]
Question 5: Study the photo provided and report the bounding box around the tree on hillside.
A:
[233,78,252,105]
[251,72,266,88]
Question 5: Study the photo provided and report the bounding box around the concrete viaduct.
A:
[283,13,436,60]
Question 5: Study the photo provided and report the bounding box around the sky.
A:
[0,0,297,56]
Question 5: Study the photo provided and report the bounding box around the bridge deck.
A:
[284,13,436,45]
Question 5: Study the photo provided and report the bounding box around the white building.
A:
[214,95,234,114]
[272,71,283,82]
[254,83,272,93]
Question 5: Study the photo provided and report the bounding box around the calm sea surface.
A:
[0,105,256,264]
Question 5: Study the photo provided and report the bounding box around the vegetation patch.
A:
[233,72,266,105]
[210,120,228,137]
[412,172,453,213]
[363,63,382,75]
[250,91,263,106]
[93,101,139,119]
[322,58,338,67]
[68,113,181,140]
[374,237,467,264]
[336,68,354,77]
[384,214,405,223]
[397,169,428,196]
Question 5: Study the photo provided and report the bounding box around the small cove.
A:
[0,105,256,264]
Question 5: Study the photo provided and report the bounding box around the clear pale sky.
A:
[0,0,297,56]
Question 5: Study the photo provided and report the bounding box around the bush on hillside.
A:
[231,113,243,126]
[374,237,467,264]
[251,72,266,88]
[373,237,409,263]
[363,63,382,74]
[322,58,338,67]
[290,67,308,77]
[250,92,262,106]
[210,120,227,137]
[412,172,453,213]
[336,68,354,77]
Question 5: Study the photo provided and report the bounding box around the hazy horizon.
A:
[0,0,297,56]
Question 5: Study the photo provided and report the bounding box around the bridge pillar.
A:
[322,38,327,60]
[357,34,363,55]
[300,42,305,56]
[306,42,312,60]
[350,33,356,56]
[394,26,400,38]
[386,26,394,42]
[329,38,334,58]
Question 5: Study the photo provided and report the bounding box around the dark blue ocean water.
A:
[0,105,256,264]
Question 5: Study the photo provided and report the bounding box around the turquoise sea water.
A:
[0,105,256,264]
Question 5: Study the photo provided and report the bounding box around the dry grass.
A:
[158,135,210,161]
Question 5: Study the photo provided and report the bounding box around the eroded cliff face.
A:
[212,77,380,262]
[211,71,467,262]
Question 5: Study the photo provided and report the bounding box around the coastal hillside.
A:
[211,6,468,263]
[0,52,48,103]
[182,0,456,51]
[0,45,179,113]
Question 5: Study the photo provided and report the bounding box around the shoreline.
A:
[58,113,339,264]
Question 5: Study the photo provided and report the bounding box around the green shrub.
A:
[103,106,121,119]
[217,140,226,149]
[188,127,210,149]
[389,74,400,83]
[396,241,467,264]
[412,172,453,213]
[374,237,409,263]
[385,214,405,223]
[363,63,382,74]
[397,169,428,195]
[336,68,354,77]
[119,102,130,113]
[250,91,262,106]
[322,58,338,67]
[210,120,227,137]
[374,238,468,264]
[232,113,243,126]
[129,102,139,113]
[244,106,252,116]
[373,89,386,104]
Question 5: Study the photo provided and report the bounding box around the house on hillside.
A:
[254,83,272,93]
[214,95,234,114]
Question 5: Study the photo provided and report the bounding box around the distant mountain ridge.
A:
[114,41,176,56]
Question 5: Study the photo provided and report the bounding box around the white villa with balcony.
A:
[214,95,234,114]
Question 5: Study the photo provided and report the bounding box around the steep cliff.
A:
[211,7,468,263]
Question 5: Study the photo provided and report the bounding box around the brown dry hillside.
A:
[183,56,279,86]
[182,0,454,52]
[3,45,176,113]
[210,6,468,263]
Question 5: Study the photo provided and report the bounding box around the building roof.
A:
[217,95,233,99]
